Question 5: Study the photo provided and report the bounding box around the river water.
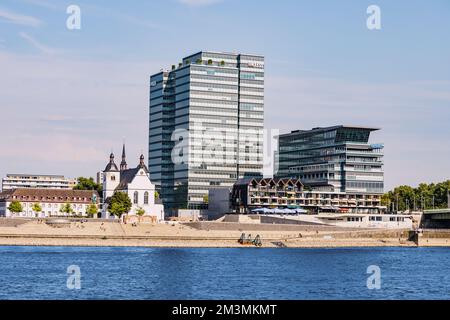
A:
[1,246,449,300]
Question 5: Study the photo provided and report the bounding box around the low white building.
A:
[0,188,99,218]
[261,213,414,229]
[101,145,164,222]
[1,174,77,191]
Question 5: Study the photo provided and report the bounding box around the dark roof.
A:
[277,125,380,138]
[104,153,119,172]
[0,189,99,203]
[235,176,263,186]
[120,144,127,169]
[104,162,119,172]
[115,163,149,190]
[116,167,140,190]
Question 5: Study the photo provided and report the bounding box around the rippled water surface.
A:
[1,246,449,300]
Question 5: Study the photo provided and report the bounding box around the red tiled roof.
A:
[0,188,99,204]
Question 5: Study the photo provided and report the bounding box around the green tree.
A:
[136,207,145,216]
[383,180,450,211]
[60,203,74,215]
[107,192,132,217]
[73,177,102,194]
[86,204,98,217]
[154,190,160,200]
[32,203,42,214]
[8,201,23,214]
[203,194,209,204]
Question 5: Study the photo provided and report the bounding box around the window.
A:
[111,175,116,181]
[144,192,149,205]
[133,191,138,204]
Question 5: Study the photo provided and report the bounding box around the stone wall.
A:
[184,221,359,232]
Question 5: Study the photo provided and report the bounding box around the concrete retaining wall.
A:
[261,215,323,226]
[184,221,362,232]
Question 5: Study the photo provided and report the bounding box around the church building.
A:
[101,145,164,221]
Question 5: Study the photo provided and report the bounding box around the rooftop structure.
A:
[1,174,77,191]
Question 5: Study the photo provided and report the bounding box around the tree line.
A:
[8,201,98,217]
[382,180,450,211]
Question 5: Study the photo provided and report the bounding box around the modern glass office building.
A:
[149,51,264,210]
[275,126,384,194]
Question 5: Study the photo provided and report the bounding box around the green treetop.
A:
[31,203,42,213]
[8,201,23,214]
[86,204,98,217]
[107,192,132,217]
[383,180,450,211]
[60,203,74,215]
[136,207,145,216]
[74,177,102,194]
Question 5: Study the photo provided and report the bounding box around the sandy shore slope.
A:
[0,219,417,248]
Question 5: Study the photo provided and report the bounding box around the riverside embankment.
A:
[0,218,420,248]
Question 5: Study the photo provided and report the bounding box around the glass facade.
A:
[149,51,264,210]
[275,126,384,194]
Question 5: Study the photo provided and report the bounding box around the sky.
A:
[0,0,449,191]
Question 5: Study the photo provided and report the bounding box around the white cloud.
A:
[18,0,59,10]
[80,3,162,30]
[0,51,166,180]
[264,75,450,189]
[177,0,223,6]
[0,7,42,27]
[18,32,57,55]
[0,50,448,190]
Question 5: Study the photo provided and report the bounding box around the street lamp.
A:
[396,193,399,213]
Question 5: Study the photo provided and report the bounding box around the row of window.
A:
[133,191,150,205]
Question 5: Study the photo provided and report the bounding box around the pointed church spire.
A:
[139,154,145,167]
[120,143,127,171]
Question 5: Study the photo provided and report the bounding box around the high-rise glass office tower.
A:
[275,126,384,194]
[149,51,264,210]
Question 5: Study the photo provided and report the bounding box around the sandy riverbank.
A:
[0,218,419,248]
[0,237,417,248]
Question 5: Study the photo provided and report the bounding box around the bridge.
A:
[422,209,450,228]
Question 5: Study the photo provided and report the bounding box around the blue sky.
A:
[0,0,449,190]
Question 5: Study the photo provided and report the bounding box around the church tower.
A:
[103,152,120,205]
[120,144,128,171]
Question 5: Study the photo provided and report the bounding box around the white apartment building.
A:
[1,174,77,191]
